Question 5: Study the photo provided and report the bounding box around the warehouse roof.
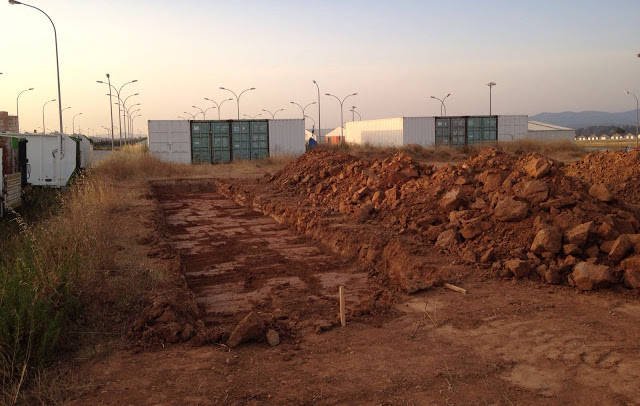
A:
[528,121,574,132]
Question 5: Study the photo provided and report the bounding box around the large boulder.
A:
[620,256,640,289]
[564,222,593,247]
[504,259,532,278]
[226,312,266,348]
[524,155,553,179]
[493,197,529,222]
[570,262,616,291]
[530,225,562,254]
[608,234,633,262]
[440,188,466,212]
[589,183,614,202]
[435,229,460,248]
[513,180,549,203]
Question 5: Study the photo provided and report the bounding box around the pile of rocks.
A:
[269,148,640,292]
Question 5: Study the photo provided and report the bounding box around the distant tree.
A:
[615,127,626,135]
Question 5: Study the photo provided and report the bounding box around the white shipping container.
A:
[24,134,77,187]
[268,119,305,156]
[148,120,191,164]
[76,134,93,169]
[498,115,528,141]
[403,117,436,146]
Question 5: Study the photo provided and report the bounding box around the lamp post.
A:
[42,98,56,134]
[72,112,82,134]
[120,92,139,139]
[350,106,361,121]
[243,113,262,119]
[312,80,322,143]
[325,92,357,142]
[9,1,63,139]
[204,97,233,120]
[290,101,316,119]
[178,115,188,120]
[624,90,639,149]
[261,109,284,119]
[131,114,141,138]
[304,115,317,140]
[183,111,196,120]
[128,108,141,136]
[97,77,137,147]
[192,105,206,119]
[430,93,450,116]
[219,87,255,119]
[16,87,34,133]
[204,106,216,119]
[487,82,496,116]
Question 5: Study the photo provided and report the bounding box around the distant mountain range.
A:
[529,110,638,129]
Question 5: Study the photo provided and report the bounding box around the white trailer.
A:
[24,134,77,187]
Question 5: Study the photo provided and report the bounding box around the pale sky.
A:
[1,0,639,135]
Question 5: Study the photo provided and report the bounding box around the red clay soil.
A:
[66,148,640,405]
[566,150,640,205]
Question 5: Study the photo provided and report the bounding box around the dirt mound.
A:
[267,147,640,292]
[566,150,640,205]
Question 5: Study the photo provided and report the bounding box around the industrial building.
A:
[526,121,576,140]
[148,119,305,164]
[0,112,19,133]
[344,115,528,147]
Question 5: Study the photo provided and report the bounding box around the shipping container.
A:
[148,120,191,164]
[148,119,304,164]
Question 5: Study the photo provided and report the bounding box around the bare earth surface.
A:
[68,176,640,406]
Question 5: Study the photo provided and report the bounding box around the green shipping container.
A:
[213,122,231,164]
[191,122,212,164]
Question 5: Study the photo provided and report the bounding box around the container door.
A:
[213,122,231,164]
[191,122,212,164]
[250,121,269,160]
[231,121,251,161]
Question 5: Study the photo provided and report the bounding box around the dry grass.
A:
[0,145,298,405]
[318,139,586,165]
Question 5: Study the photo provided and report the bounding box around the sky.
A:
[0,0,639,136]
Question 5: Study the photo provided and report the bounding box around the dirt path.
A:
[151,181,377,333]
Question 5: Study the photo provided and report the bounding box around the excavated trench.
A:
[151,180,376,328]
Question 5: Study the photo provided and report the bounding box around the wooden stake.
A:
[443,283,467,295]
[339,286,346,327]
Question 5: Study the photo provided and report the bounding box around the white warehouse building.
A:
[526,121,576,140]
[344,115,529,147]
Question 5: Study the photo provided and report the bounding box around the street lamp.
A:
[10,1,64,139]
[183,111,196,120]
[121,92,139,139]
[290,101,316,119]
[313,80,322,144]
[430,93,451,116]
[97,77,137,147]
[131,114,141,138]
[72,112,82,134]
[487,82,496,116]
[350,106,361,121]
[304,115,317,139]
[219,87,255,119]
[178,115,188,120]
[325,92,357,142]
[42,98,56,134]
[261,109,284,119]
[192,105,206,119]
[128,107,141,135]
[16,87,34,133]
[243,113,262,119]
[624,90,639,149]
[204,97,233,120]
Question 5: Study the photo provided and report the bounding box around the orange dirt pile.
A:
[252,148,640,292]
[566,150,640,205]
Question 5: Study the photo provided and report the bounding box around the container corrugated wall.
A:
[403,117,435,146]
[268,119,305,156]
[498,115,528,141]
[345,118,404,146]
[148,120,191,164]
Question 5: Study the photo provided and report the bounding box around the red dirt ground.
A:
[68,171,640,405]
